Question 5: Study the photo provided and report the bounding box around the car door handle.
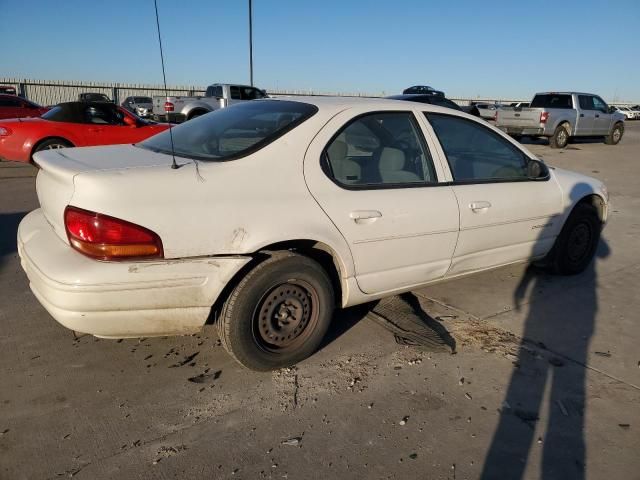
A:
[595,114,600,118]
[89,127,104,132]
[580,113,584,117]
[350,210,382,224]
[469,201,492,212]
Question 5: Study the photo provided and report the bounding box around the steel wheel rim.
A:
[46,143,66,150]
[567,222,592,264]
[253,279,319,353]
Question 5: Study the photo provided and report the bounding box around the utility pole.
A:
[249,0,254,86]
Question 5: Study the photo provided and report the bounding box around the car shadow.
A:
[0,212,28,272]
[480,185,610,480]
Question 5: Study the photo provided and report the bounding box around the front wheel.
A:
[217,252,335,371]
[605,123,624,145]
[545,203,601,275]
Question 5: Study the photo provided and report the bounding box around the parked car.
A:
[78,92,113,103]
[496,92,625,148]
[17,97,608,371]
[402,85,445,96]
[122,96,153,118]
[613,106,637,120]
[153,83,267,123]
[0,94,49,120]
[0,101,170,163]
[0,85,17,95]
[386,93,463,111]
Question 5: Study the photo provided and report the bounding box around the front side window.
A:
[83,105,125,125]
[140,100,317,161]
[578,95,594,110]
[324,112,436,188]
[230,86,241,100]
[426,113,528,182]
[592,96,607,113]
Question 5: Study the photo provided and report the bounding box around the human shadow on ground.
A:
[481,185,610,480]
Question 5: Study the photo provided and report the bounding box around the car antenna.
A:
[153,0,180,170]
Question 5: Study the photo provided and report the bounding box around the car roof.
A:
[266,96,474,118]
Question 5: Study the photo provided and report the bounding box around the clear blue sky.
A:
[1,0,639,101]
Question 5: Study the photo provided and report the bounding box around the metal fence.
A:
[2,77,636,107]
[0,77,533,107]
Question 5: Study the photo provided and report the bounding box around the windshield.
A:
[140,100,318,161]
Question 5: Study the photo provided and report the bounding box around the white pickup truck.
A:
[152,83,267,123]
[496,92,625,148]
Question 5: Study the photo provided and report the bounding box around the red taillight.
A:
[64,206,163,260]
[540,112,549,124]
[164,101,174,112]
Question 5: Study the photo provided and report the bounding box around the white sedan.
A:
[18,97,608,370]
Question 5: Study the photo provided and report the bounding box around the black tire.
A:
[187,110,207,121]
[34,138,72,153]
[605,122,624,145]
[217,252,335,371]
[545,202,601,275]
[549,124,570,149]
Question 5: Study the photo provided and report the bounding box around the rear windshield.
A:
[140,100,318,161]
[531,94,573,109]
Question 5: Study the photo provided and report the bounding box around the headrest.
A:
[328,139,348,161]
[379,147,405,171]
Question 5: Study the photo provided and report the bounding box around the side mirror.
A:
[123,115,137,127]
[527,159,548,179]
[608,106,616,114]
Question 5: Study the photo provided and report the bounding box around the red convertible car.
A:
[0,101,171,163]
[0,94,50,120]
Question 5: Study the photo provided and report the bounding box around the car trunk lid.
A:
[34,144,172,243]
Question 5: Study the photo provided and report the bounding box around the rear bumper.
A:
[18,209,251,338]
[497,126,545,136]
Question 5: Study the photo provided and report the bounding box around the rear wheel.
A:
[34,138,72,152]
[605,122,624,145]
[217,252,335,371]
[187,110,207,121]
[545,203,601,275]
[549,124,569,149]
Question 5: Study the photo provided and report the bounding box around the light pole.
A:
[249,0,254,86]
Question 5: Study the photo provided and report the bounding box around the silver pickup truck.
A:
[153,83,267,123]
[496,92,625,148]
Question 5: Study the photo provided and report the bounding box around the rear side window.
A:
[531,94,572,109]
[140,100,318,161]
[206,85,223,98]
[0,97,21,107]
[323,112,436,188]
[426,113,528,182]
